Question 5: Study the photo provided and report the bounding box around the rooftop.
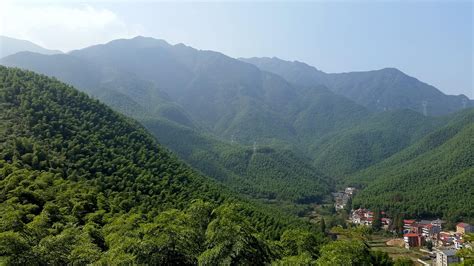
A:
[438,249,457,256]
[457,222,471,228]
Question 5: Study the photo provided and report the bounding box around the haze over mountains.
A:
[0,36,62,58]
[241,57,473,116]
[1,36,473,222]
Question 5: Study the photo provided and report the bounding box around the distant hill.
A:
[0,36,62,58]
[241,57,472,116]
[2,37,373,145]
[0,66,323,264]
[349,108,474,223]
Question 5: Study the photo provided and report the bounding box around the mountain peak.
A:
[379,67,404,75]
[113,35,171,48]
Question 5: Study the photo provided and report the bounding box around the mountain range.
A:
[1,36,472,223]
[241,57,472,116]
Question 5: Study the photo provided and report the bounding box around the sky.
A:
[0,0,472,98]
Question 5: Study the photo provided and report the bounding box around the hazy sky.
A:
[1,0,472,98]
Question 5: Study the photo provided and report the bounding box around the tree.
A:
[0,231,35,265]
[456,233,474,265]
[138,209,199,265]
[372,209,382,231]
[320,218,326,234]
[316,240,372,266]
[426,240,433,251]
[344,197,352,214]
[198,203,272,265]
[280,229,322,258]
[370,250,393,266]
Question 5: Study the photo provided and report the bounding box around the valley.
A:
[0,33,472,264]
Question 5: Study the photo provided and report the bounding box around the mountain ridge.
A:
[241,57,472,116]
[0,36,62,58]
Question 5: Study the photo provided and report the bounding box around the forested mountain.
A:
[141,118,332,206]
[1,37,471,225]
[0,36,62,58]
[1,36,370,146]
[0,47,335,206]
[241,57,472,116]
[312,109,446,177]
[0,66,330,264]
[349,108,474,223]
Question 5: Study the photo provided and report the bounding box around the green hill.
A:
[142,118,332,205]
[0,67,325,264]
[350,108,474,222]
[312,109,446,178]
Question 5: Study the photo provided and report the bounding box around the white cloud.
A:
[0,1,145,52]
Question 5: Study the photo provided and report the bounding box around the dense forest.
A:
[1,36,473,232]
[0,67,331,264]
[350,108,474,223]
[0,66,410,265]
[142,118,332,205]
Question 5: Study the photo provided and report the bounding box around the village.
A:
[333,187,473,266]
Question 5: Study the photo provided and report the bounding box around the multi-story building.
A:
[404,219,416,232]
[435,249,460,266]
[422,223,441,238]
[404,233,423,248]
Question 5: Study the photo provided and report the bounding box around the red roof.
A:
[404,219,416,224]
[457,223,471,228]
[404,233,420,237]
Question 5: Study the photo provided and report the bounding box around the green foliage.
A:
[315,240,372,265]
[370,250,393,266]
[142,118,332,205]
[372,209,383,231]
[312,110,443,177]
[351,109,474,223]
[199,203,272,265]
[393,257,414,266]
[456,233,474,265]
[0,67,322,264]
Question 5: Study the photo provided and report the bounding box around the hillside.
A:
[350,108,474,223]
[312,109,446,177]
[0,67,325,264]
[0,36,62,58]
[141,118,332,206]
[241,57,472,116]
